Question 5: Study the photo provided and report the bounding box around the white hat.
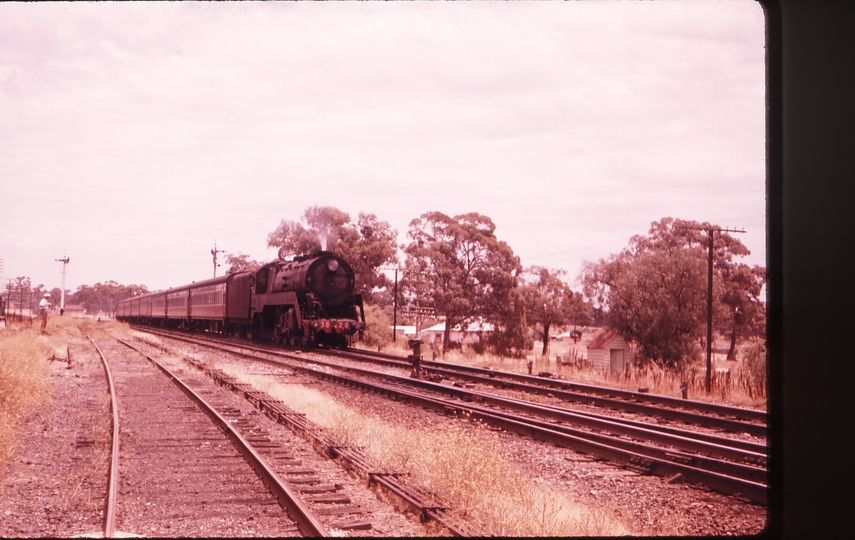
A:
[44,293,51,297]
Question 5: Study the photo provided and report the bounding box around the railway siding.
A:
[120,324,769,535]
[121,337,432,537]
[95,338,305,537]
[176,354,470,536]
[142,328,767,503]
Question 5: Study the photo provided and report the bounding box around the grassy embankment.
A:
[122,327,624,534]
[212,365,628,536]
[129,324,766,534]
[0,316,77,472]
[377,333,767,410]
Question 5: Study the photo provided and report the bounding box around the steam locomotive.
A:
[116,252,365,348]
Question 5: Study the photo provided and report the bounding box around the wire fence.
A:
[1,290,38,328]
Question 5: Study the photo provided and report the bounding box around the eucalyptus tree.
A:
[580,217,762,370]
[718,263,766,359]
[403,211,525,355]
[521,266,575,357]
[224,253,262,274]
[71,281,149,316]
[267,206,398,302]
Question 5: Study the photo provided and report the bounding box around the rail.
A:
[84,334,120,538]
[114,337,331,537]
[346,346,768,423]
[129,327,767,505]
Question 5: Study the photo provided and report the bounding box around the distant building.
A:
[586,331,633,375]
[390,325,418,339]
[551,331,569,341]
[420,320,494,346]
[64,304,87,316]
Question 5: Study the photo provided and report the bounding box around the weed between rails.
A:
[221,369,626,536]
[56,398,112,515]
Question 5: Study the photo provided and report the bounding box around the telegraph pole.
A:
[679,225,746,394]
[55,255,70,312]
[211,242,225,278]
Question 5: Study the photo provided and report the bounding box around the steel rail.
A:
[348,346,768,422]
[131,325,765,436]
[114,338,330,537]
[124,324,766,424]
[460,398,767,483]
[132,327,766,465]
[397,377,768,469]
[132,328,766,504]
[207,335,767,462]
[342,347,768,430]
[180,356,471,536]
[302,365,768,501]
[304,364,768,504]
[85,334,120,538]
[404,364,766,437]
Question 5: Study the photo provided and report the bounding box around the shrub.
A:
[736,337,766,400]
[360,303,392,350]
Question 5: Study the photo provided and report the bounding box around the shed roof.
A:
[390,325,417,335]
[421,320,494,333]
[587,331,625,350]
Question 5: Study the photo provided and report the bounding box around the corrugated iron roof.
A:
[587,330,620,350]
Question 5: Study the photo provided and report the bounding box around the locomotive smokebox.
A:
[268,253,356,307]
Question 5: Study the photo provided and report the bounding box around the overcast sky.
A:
[0,1,766,296]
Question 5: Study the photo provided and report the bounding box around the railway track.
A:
[86,332,420,537]
[122,329,473,536]
[127,326,768,505]
[336,347,768,435]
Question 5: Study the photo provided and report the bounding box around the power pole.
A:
[55,255,70,312]
[211,242,225,278]
[679,225,746,394]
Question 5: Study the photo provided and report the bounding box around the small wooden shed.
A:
[586,331,632,375]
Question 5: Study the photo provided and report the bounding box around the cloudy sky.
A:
[0,1,766,296]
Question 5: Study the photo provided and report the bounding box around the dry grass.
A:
[56,394,113,514]
[1,316,117,517]
[220,368,628,536]
[0,322,56,472]
[74,318,136,342]
[406,336,767,410]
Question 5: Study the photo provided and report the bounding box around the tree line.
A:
[260,207,764,368]
[7,207,765,372]
[2,277,148,317]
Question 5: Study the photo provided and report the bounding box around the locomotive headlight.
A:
[327,259,339,272]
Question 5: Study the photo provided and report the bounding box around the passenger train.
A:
[116,252,365,348]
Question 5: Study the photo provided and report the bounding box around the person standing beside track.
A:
[39,293,51,334]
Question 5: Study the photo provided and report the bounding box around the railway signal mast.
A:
[211,242,225,278]
[380,266,400,342]
[380,266,437,343]
[55,255,70,312]
[679,225,746,394]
